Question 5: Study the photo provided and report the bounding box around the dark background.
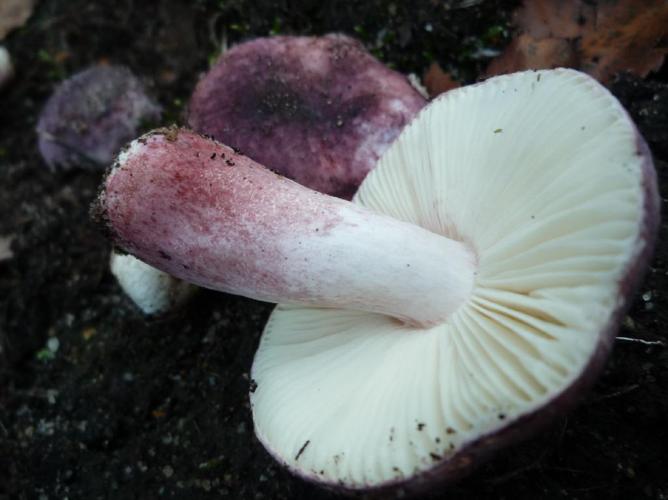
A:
[1,1,667,499]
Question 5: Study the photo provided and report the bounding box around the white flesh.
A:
[251,69,649,489]
[110,252,194,315]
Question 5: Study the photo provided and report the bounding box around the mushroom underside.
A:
[250,69,658,491]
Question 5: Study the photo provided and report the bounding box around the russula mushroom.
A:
[188,34,426,199]
[94,69,659,493]
[37,64,161,169]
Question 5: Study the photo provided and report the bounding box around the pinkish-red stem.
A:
[98,128,476,327]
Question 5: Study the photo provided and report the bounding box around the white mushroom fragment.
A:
[94,69,659,493]
[110,252,194,315]
[0,46,13,90]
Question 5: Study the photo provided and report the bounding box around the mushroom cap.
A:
[36,65,161,169]
[187,34,426,199]
[250,69,659,493]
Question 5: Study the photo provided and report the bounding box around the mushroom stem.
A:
[97,128,476,327]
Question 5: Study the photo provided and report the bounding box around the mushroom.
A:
[94,69,659,493]
[188,33,426,199]
[36,64,161,169]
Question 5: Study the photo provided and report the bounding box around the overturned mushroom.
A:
[94,69,659,493]
[188,33,426,199]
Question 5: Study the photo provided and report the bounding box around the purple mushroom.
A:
[94,69,659,494]
[37,65,161,169]
[188,34,426,199]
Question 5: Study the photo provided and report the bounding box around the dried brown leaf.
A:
[0,0,36,40]
[581,1,668,83]
[423,62,461,98]
[514,0,594,39]
[485,34,576,76]
[486,0,668,84]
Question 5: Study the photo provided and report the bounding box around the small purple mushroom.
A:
[188,34,426,199]
[36,65,161,169]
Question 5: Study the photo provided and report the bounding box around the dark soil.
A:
[1,1,667,499]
